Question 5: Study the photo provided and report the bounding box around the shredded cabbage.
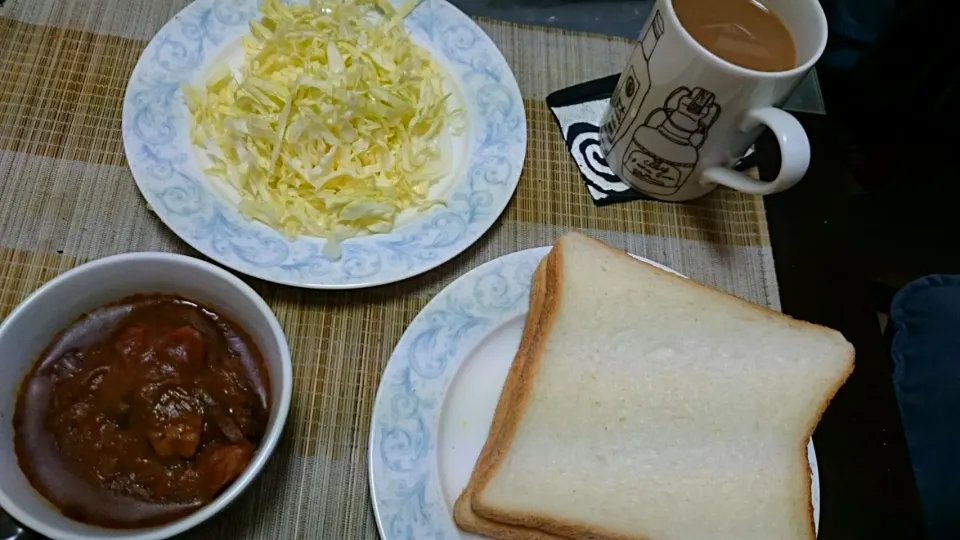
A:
[184,0,462,259]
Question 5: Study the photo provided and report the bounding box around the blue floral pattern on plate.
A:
[369,247,821,539]
[369,247,547,539]
[121,0,526,289]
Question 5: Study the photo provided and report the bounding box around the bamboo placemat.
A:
[0,0,780,538]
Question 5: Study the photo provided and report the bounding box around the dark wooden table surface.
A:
[765,113,926,539]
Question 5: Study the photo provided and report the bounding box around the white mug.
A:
[599,0,828,201]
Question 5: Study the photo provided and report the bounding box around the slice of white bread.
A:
[466,233,854,540]
[454,252,569,540]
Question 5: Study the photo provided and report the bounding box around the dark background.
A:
[760,1,960,537]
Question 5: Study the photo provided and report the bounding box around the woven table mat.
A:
[0,0,779,538]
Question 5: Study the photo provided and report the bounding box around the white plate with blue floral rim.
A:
[122,0,525,289]
[368,246,820,538]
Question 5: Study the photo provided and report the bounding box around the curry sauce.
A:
[13,295,270,528]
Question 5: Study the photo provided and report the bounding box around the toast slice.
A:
[468,233,854,540]
[453,251,569,540]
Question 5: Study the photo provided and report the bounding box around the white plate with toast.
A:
[369,235,842,539]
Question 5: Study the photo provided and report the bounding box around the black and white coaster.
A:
[546,75,639,206]
[546,75,757,206]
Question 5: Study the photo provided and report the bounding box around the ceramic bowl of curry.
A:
[0,253,292,540]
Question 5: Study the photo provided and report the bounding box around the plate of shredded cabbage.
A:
[122,0,525,288]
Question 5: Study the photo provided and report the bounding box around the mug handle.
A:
[700,107,810,195]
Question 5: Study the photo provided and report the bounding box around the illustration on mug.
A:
[621,87,720,196]
[599,10,664,150]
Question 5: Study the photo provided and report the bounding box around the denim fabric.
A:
[891,275,960,540]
